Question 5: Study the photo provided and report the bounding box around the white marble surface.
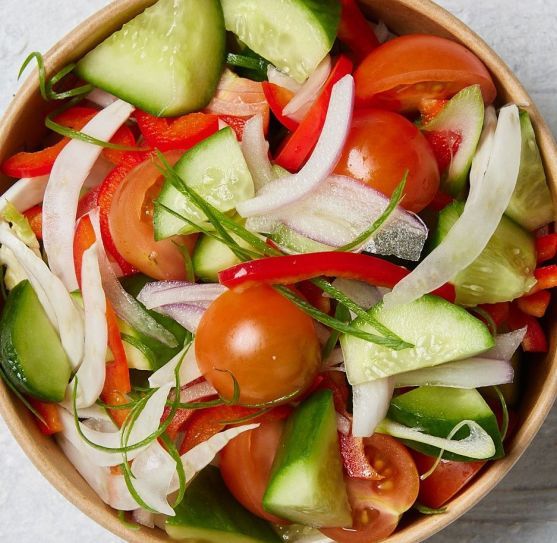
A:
[0,0,556,542]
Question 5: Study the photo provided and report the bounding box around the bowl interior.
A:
[0,1,556,542]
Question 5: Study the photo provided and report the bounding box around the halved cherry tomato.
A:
[411,450,485,509]
[107,150,196,280]
[355,35,497,112]
[334,109,440,212]
[321,434,419,542]
[195,284,321,405]
[220,420,289,524]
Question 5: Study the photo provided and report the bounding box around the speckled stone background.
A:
[0,1,556,542]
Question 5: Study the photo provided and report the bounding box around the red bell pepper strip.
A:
[28,398,63,436]
[296,280,331,314]
[1,106,136,178]
[275,56,353,172]
[508,303,548,353]
[135,110,219,152]
[74,215,132,425]
[262,82,299,132]
[219,252,456,302]
[536,234,557,263]
[337,0,380,63]
[76,185,102,219]
[531,265,557,293]
[23,205,43,240]
[179,404,292,455]
[478,302,510,328]
[97,151,151,275]
[339,433,383,480]
[516,290,551,318]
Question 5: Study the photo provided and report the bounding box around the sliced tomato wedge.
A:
[338,0,380,63]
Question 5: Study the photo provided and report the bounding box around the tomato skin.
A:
[355,35,497,112]
[335,109,440,212]
[195,285,321,405]
[411,451,485,509]
[220,420,288,524]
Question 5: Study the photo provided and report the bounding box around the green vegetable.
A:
[76,0,226,117]
[263,390,351,527]
[221,0,340,83]
[166,467,281,543]
[0,280,72,402]
[432,201,536,305]
[341,294,494,385]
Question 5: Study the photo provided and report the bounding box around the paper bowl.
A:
[0,1,556,542]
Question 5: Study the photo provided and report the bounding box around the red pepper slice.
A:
[508,303,548,353]
[531,265,557,293]
[262,82,298,132]
[339,433,383,480]
[296,280,331,314]
[1,106,136,178]
[135,110,219,152]
[97,151,151,275]
[28,398,63,436]
[76,185,102,219]
[516,290,551,318]
[275,56,353,172]
[219,252,456,302]
[478,302,510,328]
[22,205,43,240]
[338,0,380,63]
[536,234,557,263]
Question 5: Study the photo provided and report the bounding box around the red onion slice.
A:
[42,99,134,292]
[179,380,218,404]
[138,281,226,309]
[236,75,355,217]
[352,378,394,437]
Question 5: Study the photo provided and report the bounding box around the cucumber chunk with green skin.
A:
[221,0,340,83]
[505,110,555,231]
[388,386,504,461]
[341,295,494,385]
[422,85,484,197]
[166,466,281,543]
[262,389,352,528]
[76,0,225,117]
[432,201,536,305]
[154,128,255,240]
[0,280,72,402]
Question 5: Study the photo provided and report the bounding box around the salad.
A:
[0,0,555,541]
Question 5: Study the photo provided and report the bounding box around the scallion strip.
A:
[118,510,141,531]
[159,432,187,507]
[172,240,195,283]
[120,334,158,370]
[492,385,509,441]
[226,53,269,74]
[322,303,350,360]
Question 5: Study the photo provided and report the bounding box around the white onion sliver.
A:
[383,105,522,308]
[0,223,84,368]
[352,378,394,438]
[0,176,49,214]
[42,99,134,292]
[394,358,514,389]
[132,509,156,528]
[377,419,496,460]
[65,243,107,408]
[149,343,202,389]
[267,66,302,93]
[484,328,527,360]
[236,75,355,217]
[89,211,178,348]
[241,115,274,191]
[138,282,226,309]
[180,381,218,404]
[331,278,382,310]
[336,413,351,435]
[153,303,206,333]
[283,55,331,122]
[86,88,119,108]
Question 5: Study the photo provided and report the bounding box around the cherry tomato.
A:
[411,451,485,509]
[321,434,419,542]
[334,109,440,212]
[195,284,321,405]
[108,151,196,280]
[355,34,497,112]
[220,420,288,524]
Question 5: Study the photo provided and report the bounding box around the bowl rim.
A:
[0,1,556,542]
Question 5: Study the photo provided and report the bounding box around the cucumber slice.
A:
[221,0,340,83]
[433,201,536,305]
[166,466,280,543]
[341,294,494,385]
[505,110,555,230]
[263,390,351,528]
[0,280,72,402]
[154,128,255,240]
[388,386,504,461]
[423,85,484,197]
[76,0,225,117]
[271,224,332,254]
[192,234,250,283]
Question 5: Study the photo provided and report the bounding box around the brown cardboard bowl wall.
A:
[0,1,556,542]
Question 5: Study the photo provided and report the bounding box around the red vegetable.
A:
[23,205,43,240]
[218,252,456,302]
[339,433,383,480]
[262,82,298,132]
[427,190,453,212]
[531,265,557,292]
[275,55,353,172]
[337,0,380,63]
[516,290,551,318]
[28,398,63,436]
[478,302,510,328]
[508,304,548,353]
[535,233,557,263]
[135,110,219,152]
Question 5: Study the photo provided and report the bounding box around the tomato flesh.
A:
[355,34,497,112]
[335,109,440,212]
[424,129,463,173]
[195,284,321,405]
